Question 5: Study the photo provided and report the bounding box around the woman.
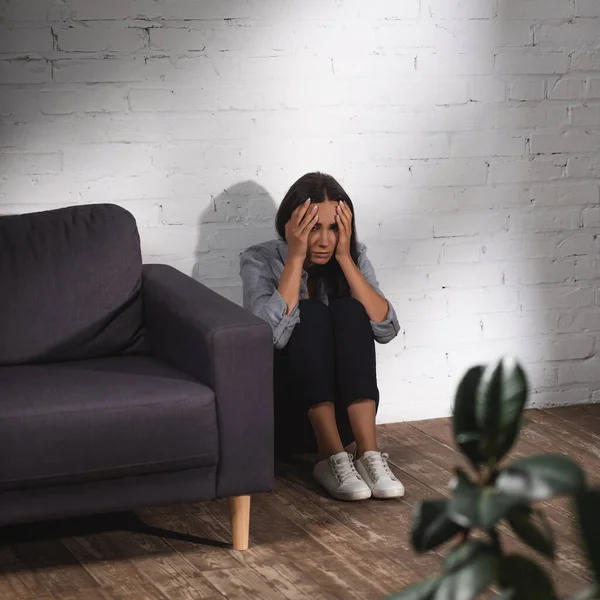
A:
[240,172,403,501]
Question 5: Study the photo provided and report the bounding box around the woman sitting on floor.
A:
[240,172,404,501]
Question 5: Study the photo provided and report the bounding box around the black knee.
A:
[329,297,368,319]
[287,299,335,372]
[295,299,334,343]
[299,298,332,322]
[329,298,372,337]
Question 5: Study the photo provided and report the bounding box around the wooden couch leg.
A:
[228,495,250,551]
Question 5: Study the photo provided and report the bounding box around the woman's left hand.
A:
[335,200,353,261]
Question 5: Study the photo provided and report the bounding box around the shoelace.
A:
[331,453,361,485]
[364,452,398,483]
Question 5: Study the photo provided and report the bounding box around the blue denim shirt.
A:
[240,239,400,350]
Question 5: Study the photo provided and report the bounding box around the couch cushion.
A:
[0,356,218,490]
[0,204,147,366]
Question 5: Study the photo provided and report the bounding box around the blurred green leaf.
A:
[411,500,464,554]
[475,357,528,463]
[448,469,480,528]
[475,360,503,452]
[453,365,486,469]
[478,487,525,529]
[386,577,439,600]
[499,555,557,600]
[435,545,499,600]
[576,490,600,586]
[444,540,492,573]
[507,506,555,559]
[449,470,523,529]
[571,583,600,600]
[496,455,586,502]
[455,432,483,447]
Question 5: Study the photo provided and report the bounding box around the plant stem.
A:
[483,457,498,486]
[489,528,503,554]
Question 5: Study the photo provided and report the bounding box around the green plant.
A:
[389,356,600,600]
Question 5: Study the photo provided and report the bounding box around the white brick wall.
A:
[1,0,600,423]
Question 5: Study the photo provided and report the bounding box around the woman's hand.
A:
[335,200,352,261]
[285,199,318,262]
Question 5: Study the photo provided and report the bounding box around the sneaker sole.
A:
[313,476,372,501]
[372,487,405,500]
[328,487,372,502]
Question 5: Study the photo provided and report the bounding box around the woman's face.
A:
[306,200,340,265]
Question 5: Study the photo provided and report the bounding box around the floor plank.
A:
[0,407,598,600]
[10,540,100,598]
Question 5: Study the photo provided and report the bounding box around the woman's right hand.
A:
[285,199,318,261]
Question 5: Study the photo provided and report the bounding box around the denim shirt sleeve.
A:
[240,247,299,350]
[356,244,400,344]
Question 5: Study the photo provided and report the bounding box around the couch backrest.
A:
[0,203,148,366]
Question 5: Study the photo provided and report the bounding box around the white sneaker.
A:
[313,452,372,501]
[355,451,405,499]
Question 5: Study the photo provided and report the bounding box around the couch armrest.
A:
[142,264,274,498]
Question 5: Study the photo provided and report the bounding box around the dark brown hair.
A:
[275,172,359,299]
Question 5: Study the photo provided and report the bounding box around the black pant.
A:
[273,297,379,457]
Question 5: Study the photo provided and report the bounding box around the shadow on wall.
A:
[193,181,277,306]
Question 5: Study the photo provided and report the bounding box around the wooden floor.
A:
[1,406,600,600]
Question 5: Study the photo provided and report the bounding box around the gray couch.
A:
[0,203,274,550]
